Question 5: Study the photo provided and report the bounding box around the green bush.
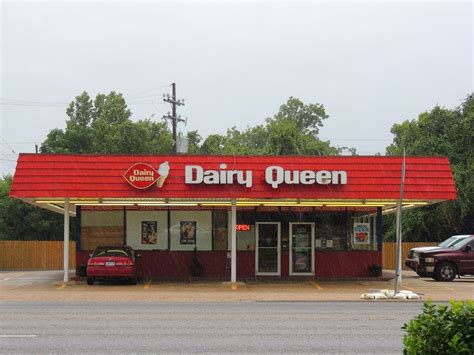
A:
[402,300,474,354]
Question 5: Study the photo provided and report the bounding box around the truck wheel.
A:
[87,277,94,285]
[434,262,456,282]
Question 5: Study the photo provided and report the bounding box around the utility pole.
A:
[394,147,406,294]
[163,83,186,153]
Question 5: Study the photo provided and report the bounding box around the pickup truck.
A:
[405,235,472,276]
[417,236,474,281]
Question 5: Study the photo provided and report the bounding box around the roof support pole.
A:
[231,199,237,287]
[63,198,70,283]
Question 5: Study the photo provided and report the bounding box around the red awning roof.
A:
[10,154,457,201]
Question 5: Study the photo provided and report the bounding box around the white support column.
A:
[231,199,237,286]
[63,198,70,282]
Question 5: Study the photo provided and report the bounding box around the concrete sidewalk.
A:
[0,270,472,302]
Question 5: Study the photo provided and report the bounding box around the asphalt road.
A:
[0,301,426,354]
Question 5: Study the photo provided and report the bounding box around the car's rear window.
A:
[452,238,473,249]
[93,248,131,257]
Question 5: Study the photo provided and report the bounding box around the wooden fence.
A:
[0,240,436,271]
[382,242,437,270]
[0,241,76,270]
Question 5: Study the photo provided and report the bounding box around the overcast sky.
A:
[1,0,472,175]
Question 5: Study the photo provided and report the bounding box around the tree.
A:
[185,130,202,154]
[200,134,227,155]
[199,97,342,156]
[41,91,174,154]
[384,94,474,241]
[273,96,328,137]
[0,175,66,240]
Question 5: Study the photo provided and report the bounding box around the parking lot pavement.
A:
[0,270,472,303]
[0,270,74,286]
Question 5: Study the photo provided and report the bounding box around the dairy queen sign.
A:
[123,162,170,189]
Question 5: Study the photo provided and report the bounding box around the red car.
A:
[87,246,140,285]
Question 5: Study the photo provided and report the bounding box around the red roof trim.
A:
[10,154,457,201]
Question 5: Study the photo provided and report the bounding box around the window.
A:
[212,209,228,251]
[315,212,349,251]
[237,210,256,251]
[126,210,168,250]
[81,209,124,251]
[350,214,378,251]
[170,210,212,251]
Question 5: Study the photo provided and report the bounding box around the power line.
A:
[0,141,37,144]
[1,100,160,108]
[0,87,171,104]
[327,138,392,142]
[0,102,66,107]
[127,84,171,98]
[152,101,166,115]
[0,97,68,104]
[0,137,17,156]
[0,149,18,172]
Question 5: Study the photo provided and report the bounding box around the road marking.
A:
[144,281,151,289]
[0,273,25,282]
[433,284,455,291]
[56,284,66,290]
[309,281,323,290]
[0,335,37,338]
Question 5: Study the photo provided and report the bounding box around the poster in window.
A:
[141,221,157,244]
[180,221,197,244]
[354,223,370,245]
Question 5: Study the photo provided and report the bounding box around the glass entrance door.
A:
[289,223,314,275]
[255,222,281,275]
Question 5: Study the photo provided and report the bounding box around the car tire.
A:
[434,262,457,282]
[87,277,94,285]
[130,276,138,285]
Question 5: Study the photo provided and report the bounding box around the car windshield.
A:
[93,248,131,257]
[438,236,466,248]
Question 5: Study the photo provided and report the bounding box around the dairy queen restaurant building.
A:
[9,154,456,283]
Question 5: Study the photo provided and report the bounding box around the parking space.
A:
[0,270,472,303]
[0,271,72,287]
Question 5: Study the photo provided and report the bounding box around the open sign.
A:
[236,224,252,232]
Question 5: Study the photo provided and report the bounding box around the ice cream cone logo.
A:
[123,162,170,189]
[157,161,170,188]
